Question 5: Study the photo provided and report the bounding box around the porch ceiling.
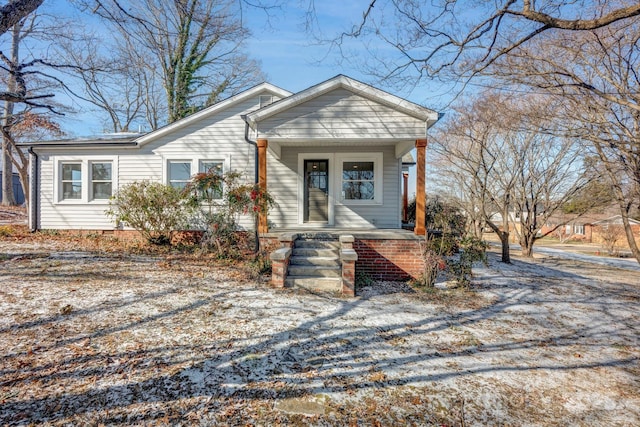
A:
[272,138,413,146]
[267,138,417,159]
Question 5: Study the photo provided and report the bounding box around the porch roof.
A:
[245,75,439,127]
[243,75,441,159]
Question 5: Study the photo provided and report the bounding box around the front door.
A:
[304,159,329,223]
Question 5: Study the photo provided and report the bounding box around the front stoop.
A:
[285,237,342,293]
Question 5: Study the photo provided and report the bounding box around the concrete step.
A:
[289,256,340,267]
[285,276,342,292]
[294,239,340,249]
[291,248,339,257]
[287,265,341,278]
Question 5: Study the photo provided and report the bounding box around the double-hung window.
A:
[168,161,192,189]
[199,160,225,199]
[57,159,115,202]
[61,163,82,200]
[91,162,113,200]
[342,161,375,200]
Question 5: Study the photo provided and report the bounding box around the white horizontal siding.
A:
[36,94,272,230]
[259,88,426,140]
[334,145,400,228]
[267,145,401,228]
[267,149,300,228]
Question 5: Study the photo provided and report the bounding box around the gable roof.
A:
[244,75,440,128]
[19,83,292,149]
[134,82,292,147]
[593,215,640,226]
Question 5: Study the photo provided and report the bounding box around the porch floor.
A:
[262,227,421,240]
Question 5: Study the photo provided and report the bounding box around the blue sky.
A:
[37,0,447,196]
[43,0,453,137]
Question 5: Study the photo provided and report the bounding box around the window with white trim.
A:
[342,161,375,200]
[61,162,82,200]
[168,161,192,189]
[199,160,225,199]
[91,162,113,200]
[573,224,585,235]
[339,153,383,204]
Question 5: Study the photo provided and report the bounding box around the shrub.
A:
[0,225,14,237]
[407,196,466,236]
[446,236,488,288]
[415,234,448,288]
[246,251,272,279]
[186,171,275,257]
[106,181,196,245]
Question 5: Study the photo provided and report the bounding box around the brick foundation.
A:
[354,238,425,281]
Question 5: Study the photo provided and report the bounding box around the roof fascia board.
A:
[20,142,139,149]
[135,82,292,146]
[245,75,439,127]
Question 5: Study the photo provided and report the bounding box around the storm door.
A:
[304,159,329,222]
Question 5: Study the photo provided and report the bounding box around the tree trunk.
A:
[1,138,16,205]
[499,230,511,263]
[1,23,20,206]
[619,202,640,263]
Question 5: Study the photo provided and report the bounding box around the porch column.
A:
[414,139,427,236]
[402,171,409,223]
[257,138,268,234]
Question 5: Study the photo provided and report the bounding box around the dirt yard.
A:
[0,228,639,426]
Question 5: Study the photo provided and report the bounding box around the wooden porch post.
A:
[402,171,409,223]
[414,139,427,236]
[257,138,268,233]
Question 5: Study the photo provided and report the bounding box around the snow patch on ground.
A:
[0,240,639,425]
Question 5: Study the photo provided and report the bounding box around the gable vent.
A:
[259,95,274,108]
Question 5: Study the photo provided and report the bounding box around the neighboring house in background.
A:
[19,75,440,293]
[541,212,601,242]
[0,163,26,206]
[591,215,640,248]
[542,213,640,249]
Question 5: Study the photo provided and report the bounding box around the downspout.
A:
[27,147,38,232]
[242,116,260,253]
[242,116,259,184]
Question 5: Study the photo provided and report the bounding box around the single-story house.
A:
[542,213,640,248]
[20,75,440,295]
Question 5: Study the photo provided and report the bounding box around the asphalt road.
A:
[508,243,640,272]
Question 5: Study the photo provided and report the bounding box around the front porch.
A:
[261,228,425,297]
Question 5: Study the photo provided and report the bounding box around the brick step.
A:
[287,265,341,278]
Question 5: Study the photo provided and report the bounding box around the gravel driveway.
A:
[1,238,639,426]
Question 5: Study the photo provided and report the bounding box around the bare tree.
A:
[0,0,50,107]
[1,112,63,206]
[309,0,640,86]
[0,10,78,205]
[433,92,591,260]
[75,0,265,125]
[55,35,156,133]
[1,21,20,205]
[598,224,625,256]
[432,93,516,263]
[492,20,640,262]
[0,0,42,34]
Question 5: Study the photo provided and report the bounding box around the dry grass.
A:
[1,230,639,426]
